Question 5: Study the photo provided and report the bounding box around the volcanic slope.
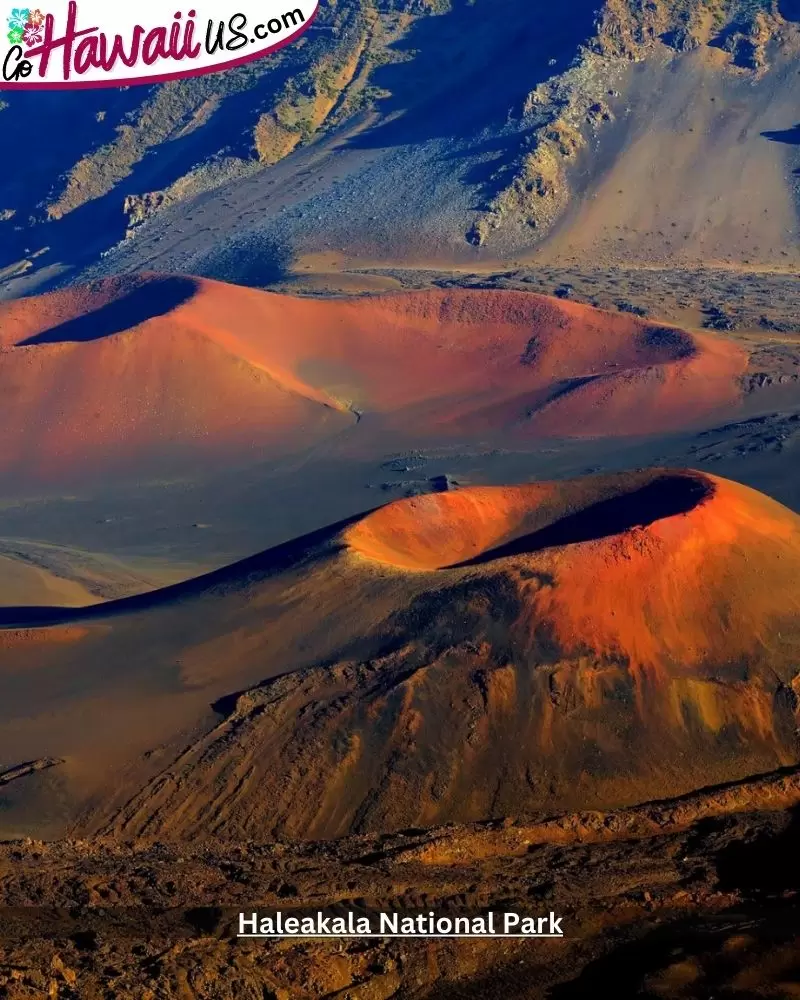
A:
[0,276,746,489]
[0,469,798,841]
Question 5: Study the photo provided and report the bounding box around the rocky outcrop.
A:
[470,0,789,247]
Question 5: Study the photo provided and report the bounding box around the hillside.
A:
[0,468,798,842]
[2,0,800,297]
[0,276,746,490]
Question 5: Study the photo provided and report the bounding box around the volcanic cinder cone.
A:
[0,469,797,841]
[0,275,746,488]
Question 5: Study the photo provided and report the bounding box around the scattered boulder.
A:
[703,306,736,331]
[123,192,165,235]
[616,299,648,317]
[663,25,701,52]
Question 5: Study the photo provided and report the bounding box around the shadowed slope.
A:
[459,474,712,564]
[15,276,198,345]
[0,511,360,628]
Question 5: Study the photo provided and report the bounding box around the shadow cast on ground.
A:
[345,0,599,150]
[15,277,198,345]
[761,124,800,146]
[454,475,712,566]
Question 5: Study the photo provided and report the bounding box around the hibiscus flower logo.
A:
[6,7,47,46]
[6,7,28,42]
[22,19,41,44]
[6,7,28,29]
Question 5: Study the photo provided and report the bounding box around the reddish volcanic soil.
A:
[0,468,797,843]
[344,472,800,675]
[0,274,747,486]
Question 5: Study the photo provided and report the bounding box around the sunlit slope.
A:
[0,469,795,839]
[0,276,746,487]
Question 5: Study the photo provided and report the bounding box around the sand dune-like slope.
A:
[0,274,351,487]
[0,275,745,487]
[0,538,207,606]
[0,554,96,607]
[0,469,797,841]
[536,42,800,270]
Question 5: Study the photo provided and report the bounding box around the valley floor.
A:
[0,765,798,998]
